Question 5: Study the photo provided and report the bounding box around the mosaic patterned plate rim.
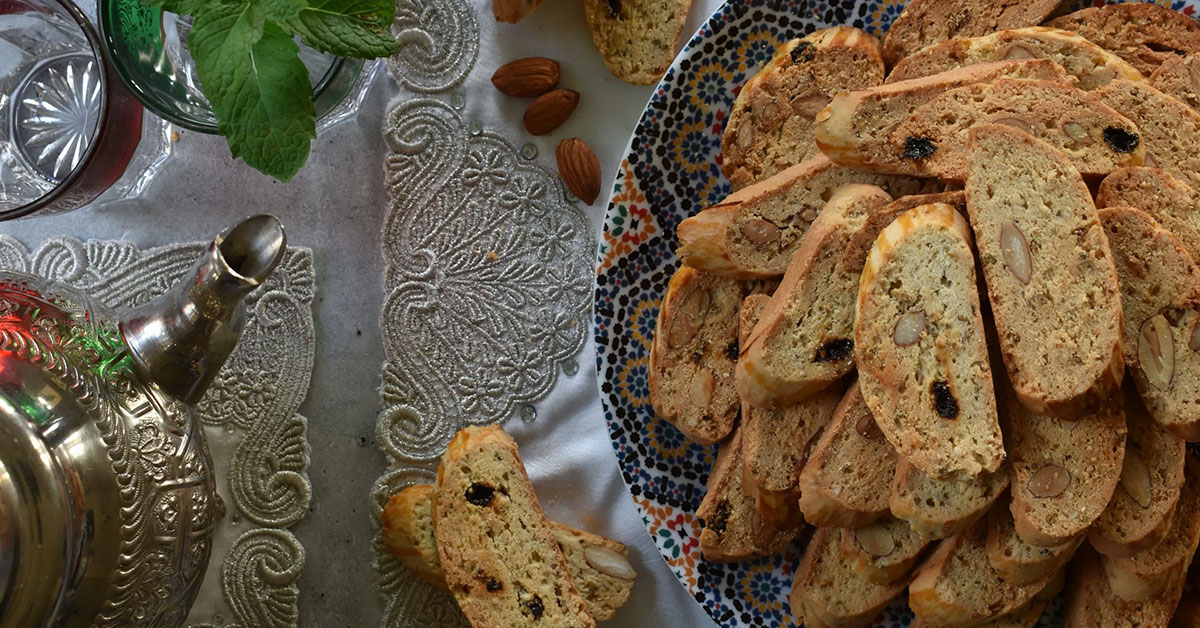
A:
[591,0,1200,627]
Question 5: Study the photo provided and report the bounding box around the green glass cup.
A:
[97,0,371,133]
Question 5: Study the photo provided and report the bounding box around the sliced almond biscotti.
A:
[676,155,931,278]
[790,527,907,628]
[381,485,636,621]
[891,458,1009,540]
[880,0,1062,66]
[855,203,1002,479]
[1047,2,1200,76]
[986,504,1083,587]
[1096,79,1200,193]
[1150,54,1200,114]
[737,184,892,407]
[889,78,1144,180]
[435,426,593,628]
[815,59,1071,171]
[1065,546,1186,628]
[910,599,1049,628]
[964,124,1124,418]
[1005,391,1126,547]
[886,27,1145,90]
[1101,207,1200,440]
[697,429,796,562]
[582,0,692,85]
[1089,394,1187,558]
[798,381,898,528]
[909,517,1061,628]
[722,27,885,190]
[1097,167,1200,265]
[1101,457,1200,602]
[648,267,742,445]
[839,515,930,585]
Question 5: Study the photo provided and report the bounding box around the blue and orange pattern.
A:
[593,1,1198,626]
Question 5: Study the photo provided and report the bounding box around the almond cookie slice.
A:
[722,27,885,190]
[582,0,692,85]
[737,184,892,407]
[816,59,1071,172]
[887,27,1146,89]
[965,124,1124,418]
[1097,167,1200,265]
[910,599,1049,628]
[986,503,1083,586]
[798,380,898,528]
[790,527,907,628]
[648,267,742,445]
[1150,53,1200,114]
[381,485,636,621]
[1101,457,1200,602]
[840,515,930,585]
[1089,393,1187,558]
[434,426,593,628]
[697,429,796,562]
[1101,207,1200,440]
[855,203,1003,479]
[909,517,1061,628]
[891,458,1010,540]
[1065,546,1186,628]
[1006,390,1127,548]
[676,155,932,278]
[1096,79,1200,193]
[1047,3,1200,76]
[880,0,1062,66]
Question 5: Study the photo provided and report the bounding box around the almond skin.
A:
[491,57,560,97]
[525,89,579,136]
[556,138,601,205]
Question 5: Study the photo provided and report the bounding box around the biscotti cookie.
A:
[1065,546,1186,628]
[815,59,1072,171]
[964,124,1124,418]
[839,515,930,585]
[798,381,898,528]
[910,600,1048,628]
[842,190,968,276]
[382,485,636,621]
[1005,391,1126,547]
[648,267,742,445]
[1089,393,1187,558]
[909,518,1060,628]
[1096,79,1200,192]
[722,27,885,190]
[880,0,1062,66]
[888,78,1145,179]
[1047,3,1200,76]
[1101,458,1200,602]
[986,504,1083,586]
[676,155,931,278]
[434,426,593,628]
[697,429,796,562]
[790,527,907,628]
[1097,167,1200,264]
[1101,207,1200,440]
[855,203,1003,478]
[582,0,692,85]
[891,459,1009,540]
[737,184,893,407]
[887,27,1146,89]
[1150,54,1200,113]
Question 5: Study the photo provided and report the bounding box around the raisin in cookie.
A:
[1047,2,1200,76]
[1096,79,1200,192]
[880,0,1062,65]
[583,0,693,85]
[697,429,796,562]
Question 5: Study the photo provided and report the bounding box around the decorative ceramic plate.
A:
[593,0,1199,626]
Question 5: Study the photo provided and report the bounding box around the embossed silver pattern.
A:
[387,0,478,94]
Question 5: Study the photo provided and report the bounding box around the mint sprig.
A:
[142,0,400,181]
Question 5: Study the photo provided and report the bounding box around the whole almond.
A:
[526,89,579,136]
[556,138,601,204]
[491,57,559,97]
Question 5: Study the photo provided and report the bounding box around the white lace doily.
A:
[0,236,316,628]
[371,0,598,624]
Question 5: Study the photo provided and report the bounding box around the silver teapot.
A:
[0,216,286,628]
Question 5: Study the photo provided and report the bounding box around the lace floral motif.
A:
[0,236,315,628]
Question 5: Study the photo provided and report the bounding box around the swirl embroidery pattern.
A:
[0,236,315,628]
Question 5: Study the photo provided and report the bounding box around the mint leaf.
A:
[192,6,315,181]
[285,0,399,58]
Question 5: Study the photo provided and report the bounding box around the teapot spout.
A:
[120,215,287,404]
